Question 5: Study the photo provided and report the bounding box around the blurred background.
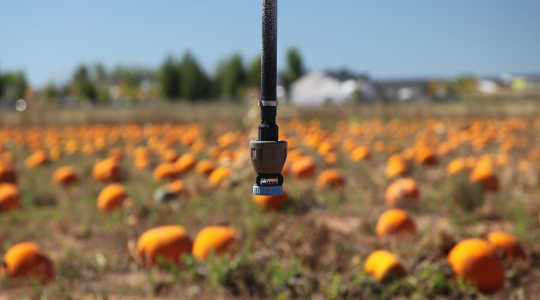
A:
[1,0,539,110]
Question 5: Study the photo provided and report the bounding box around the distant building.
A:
[477,79,499,94]
[374,79,429,101]
[290,72,375,106]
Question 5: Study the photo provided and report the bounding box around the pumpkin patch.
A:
[0,110,537,297]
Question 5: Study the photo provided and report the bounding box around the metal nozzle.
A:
[250,140,287,195]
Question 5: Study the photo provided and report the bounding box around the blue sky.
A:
[1,0,539,86]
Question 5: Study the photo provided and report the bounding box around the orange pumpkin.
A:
[386,155,408,178]
[351,146,370,161]
[446,158,468,175]
[324,152,338,166]
[487,232,526,260]
[161,149,178,163]
[469,159,498,192]
[0,183,20,212]
[24,150,49,168]
[93,158,122,182]
[195,160,216,176]
[175,153,197,174]
[97,184,127,212]
[364,250,406,282]
[448,238,504,293]
[415,146,438,166]
[153,163,181,181]
[3,242,54,283]
[192,226,237,260]
[136,225,192,267]
[166,180,189,197]
[253,191,287,210]
[134,157,150,170]
[52,166,79,186]
[376,209,416,236]
[208,167,231,188]
[316,169,346,189]
[385,178,419,208]
[291,156,316,179]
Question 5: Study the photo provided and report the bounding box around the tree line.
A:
[0,48,305,104]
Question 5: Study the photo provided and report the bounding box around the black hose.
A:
[261,0,277,102]
[259,0,278,141]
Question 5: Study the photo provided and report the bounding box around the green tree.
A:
[71,65,97,102]
[247,55,262,87]
[0,70,4,99]
[93,63,107,83]
[215,53,246,99]
[179,51,210,100]
[280,47,305,91]
[159,55,181,100]
[1,71,28,100]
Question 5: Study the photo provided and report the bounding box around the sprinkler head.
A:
[250,140,287,195]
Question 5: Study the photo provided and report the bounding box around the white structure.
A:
[290,72,375,106]
[477,79,498,94]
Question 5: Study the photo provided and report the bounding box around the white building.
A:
[290,72,375,106]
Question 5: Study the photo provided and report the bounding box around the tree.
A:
[71,65,97,102]
[0,70,4,99]
[215,54,246,99]
[179,51,210,100]
[247,55,262,87]
[1,71,28,100]
[280,47,305,91]
[93,63,107,83]
[159,55,181,100]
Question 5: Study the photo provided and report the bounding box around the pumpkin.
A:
[385,178,419,208]
[316,169,346,189]
[175,153,197,174]
[253,191,287,210]
[0,162,16,183]
[136,225,192,266]
[166,180,189,197]
[134,157,150,170]
[195,160,216,176]
[291,156,316,179]
[97,184,127,212]
[208,167,231,188]
[52,166,79,186]
[153,163,181,181]
[364,250,406,282]
[386,155,408,178]
[448,238,504,293]
[376,209,416,236]
[93,158,122,182]
[469,159,498,192]
[3,242,54,283]
[0,183,20,212]
[415,146,438,165]
[192,226,237,260]
[24,150,49,168]
[324,152,338,166]
[161,149,178,163]
[487,232,526,260]
[351,146,370,161]
[446,158,468,175]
